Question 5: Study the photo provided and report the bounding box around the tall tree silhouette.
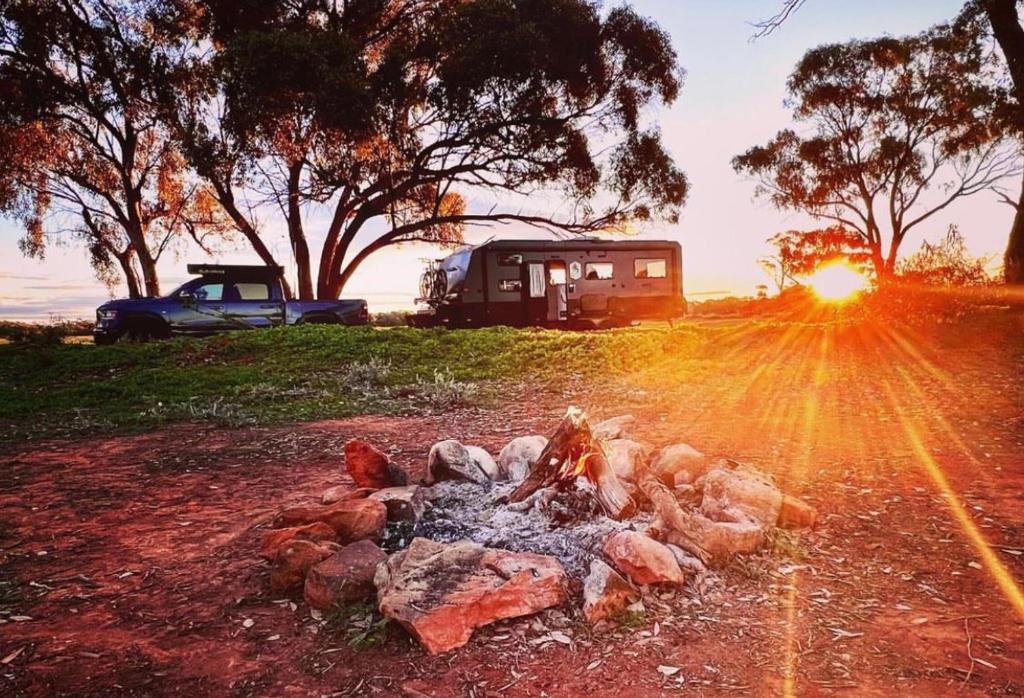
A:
[0,0,227,297]
[157,0,688,299]
[735,20,1019,281]
[753,0,1024,284]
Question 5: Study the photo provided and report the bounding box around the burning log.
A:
[509,407,635,520]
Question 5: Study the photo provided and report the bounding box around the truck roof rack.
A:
[186,264,284,279]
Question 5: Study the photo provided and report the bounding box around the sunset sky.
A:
[0,0,1012,321]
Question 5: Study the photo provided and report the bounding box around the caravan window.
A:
[584,262,614,280]
[634,258,667,279]
[497,253,523,266]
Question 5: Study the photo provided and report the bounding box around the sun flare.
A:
[806,262,868,302]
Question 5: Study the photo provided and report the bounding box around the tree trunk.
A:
[984,1,1024,103]
[983,0,1024,283]
[114,249,142,299]
[213,182,293,299]
[869,242,888,285]
[317,193,352,298]
[122,192,160,296]
[1005,173,1024,284]
[883,235,900,279]
[286,163,314,299]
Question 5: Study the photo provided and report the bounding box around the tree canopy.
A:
[157,0,688,299]
[734,15,1020,280]
[759,226,871,291]
[0,0,229,297]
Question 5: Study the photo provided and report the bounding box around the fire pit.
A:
[257,407,818,654]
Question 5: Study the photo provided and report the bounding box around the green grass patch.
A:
[0,324,705,444]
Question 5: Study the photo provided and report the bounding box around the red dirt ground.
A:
[1,316,1023,697]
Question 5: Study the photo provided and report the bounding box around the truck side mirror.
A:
[179,291,196,307]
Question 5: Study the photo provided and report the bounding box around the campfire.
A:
[508,406,636,520]
[258,407,818,654]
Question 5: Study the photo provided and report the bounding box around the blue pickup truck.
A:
[93,264,368,344]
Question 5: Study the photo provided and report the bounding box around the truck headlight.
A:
[97,309,118,321]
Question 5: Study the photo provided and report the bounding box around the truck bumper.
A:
[93,322,121,345]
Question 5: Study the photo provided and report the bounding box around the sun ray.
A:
[878,376,1024,621]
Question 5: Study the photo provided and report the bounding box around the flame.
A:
[805,261,868,303]
[574,452,594,479]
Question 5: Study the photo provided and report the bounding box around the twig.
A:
[961,617,975,688]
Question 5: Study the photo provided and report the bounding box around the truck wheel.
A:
[118,319,168,343]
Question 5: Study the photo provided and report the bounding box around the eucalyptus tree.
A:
[735,20,1019,281]
[0,0,226,297]
[753,0,1024,283]
[161,0,688,299]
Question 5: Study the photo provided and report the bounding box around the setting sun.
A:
[806,261,869,302]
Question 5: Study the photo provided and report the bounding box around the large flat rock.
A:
[375,537,567,654]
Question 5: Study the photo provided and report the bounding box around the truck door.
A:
[521,262,547,326]
[223,281,284,328]
[174,280,235,333]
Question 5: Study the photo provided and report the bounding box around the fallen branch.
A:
[636,469,711,564]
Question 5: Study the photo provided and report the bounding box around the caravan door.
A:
[521,262,547,326]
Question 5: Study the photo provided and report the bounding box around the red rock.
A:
[270,539,334,595]
[304,540,387,610]
[778,494,817,529]
[320,499,387,544]
[582,558,637,624]
[603,530,684,586]
[344,438,407,489]
[259,522,337,561]
[376,538,567,654]
[322,486,376,505]
[272,499,387,544]
[662,514,765,560]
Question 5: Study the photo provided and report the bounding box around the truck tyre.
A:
[119,318,169,343]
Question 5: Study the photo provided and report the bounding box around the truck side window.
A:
[234,283,271,300]
[584,262,614,280]
[634,258,667,279]
[193,283,224,301]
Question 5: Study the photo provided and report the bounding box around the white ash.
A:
[397,479,647,579]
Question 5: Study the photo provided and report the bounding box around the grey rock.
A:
[466,445,501,481]
[427,439,492,484]
[496,435,548,482]
[592,414,636,440]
